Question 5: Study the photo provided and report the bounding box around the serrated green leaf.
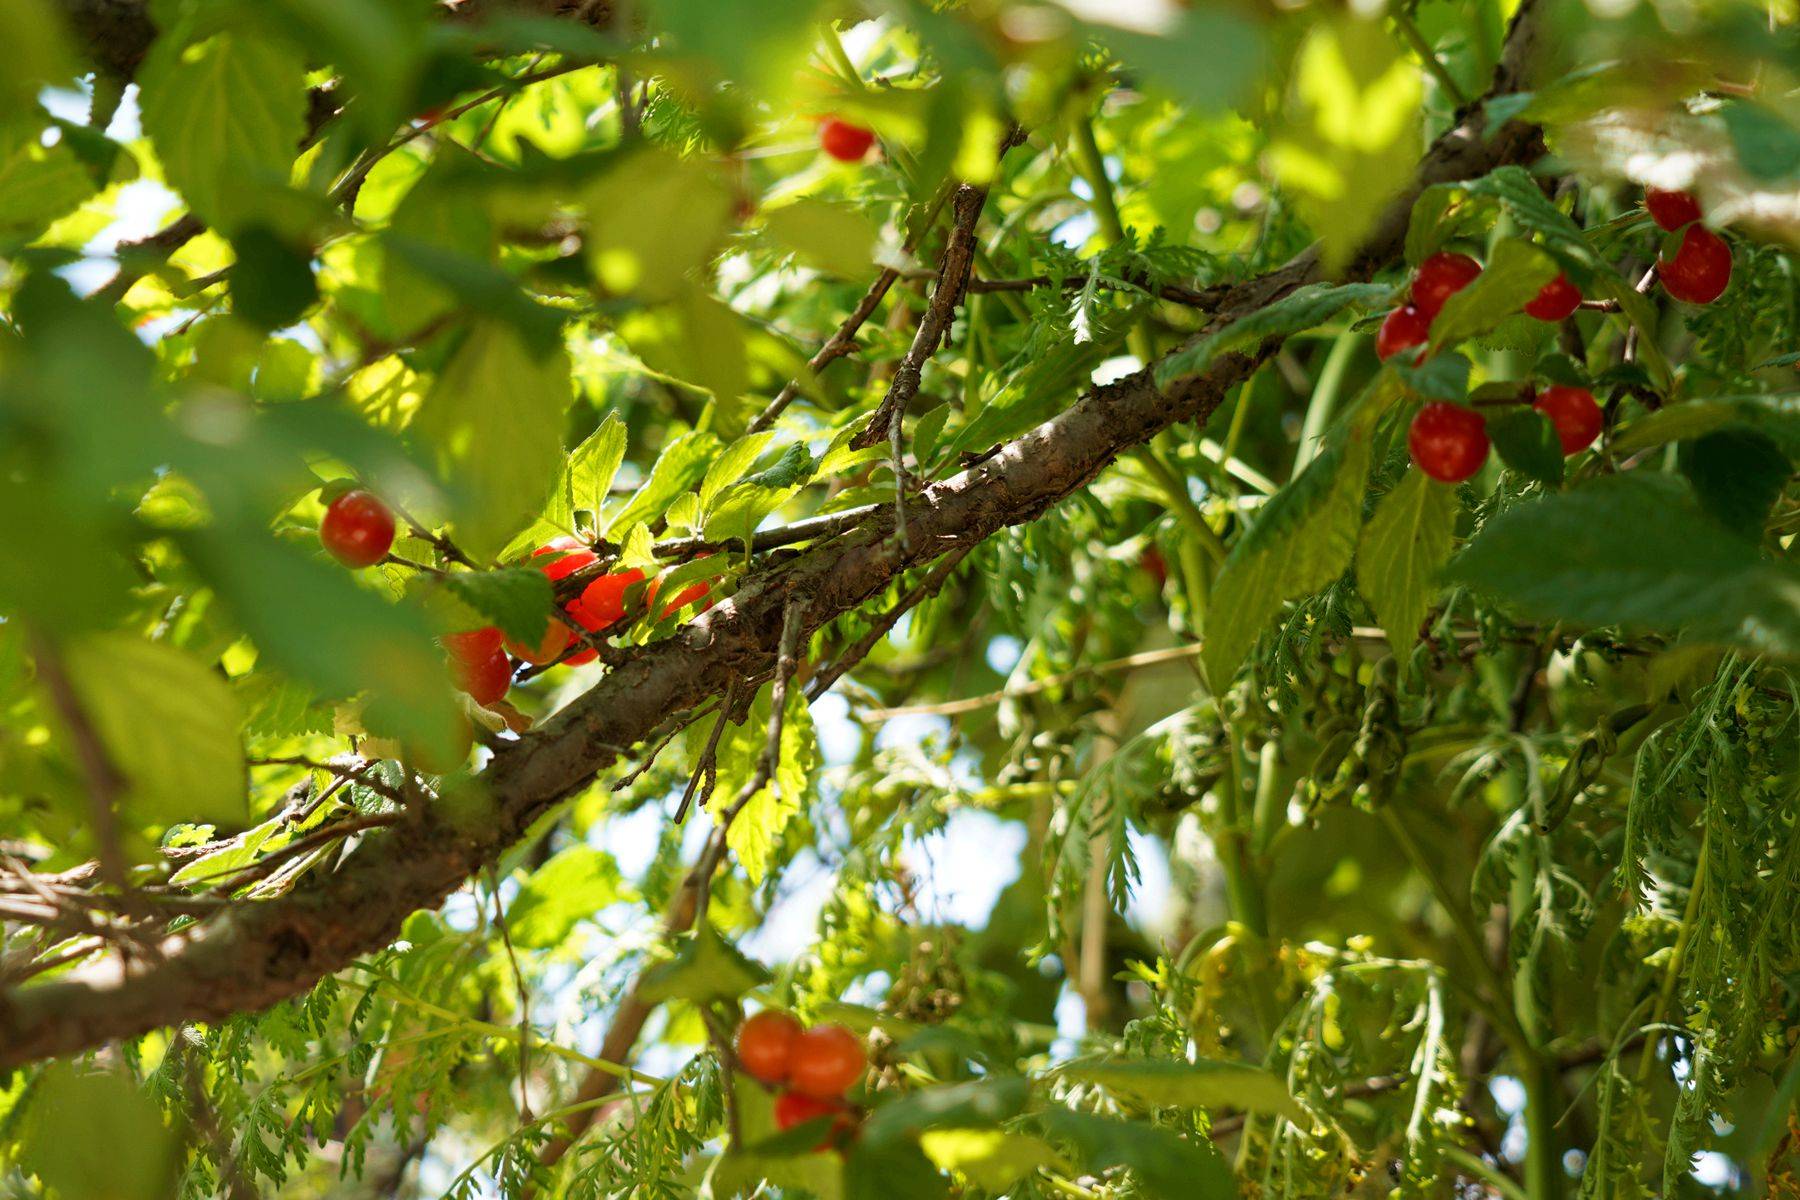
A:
[1487,407,1564,486]
[709,687,817,883]
[1447,473,1800,655]
[1355,469,1458,652]
[169,817,283,886]
[604,429,721,537]
[59,634,244,826]
[699,433,775,509]
[1613,394,1800,456]
[639,921,771,1005]
[1057,1057,1306,1123]
[416,322,571,559]
[1202,433,1372,685]
[138,31,307,231]
[506,845,625,949]
[442,568,552,644]
[1155,283,1389,388]
[1428,239,1558,350]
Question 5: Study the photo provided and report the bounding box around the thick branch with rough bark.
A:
[0,0,1546,1071]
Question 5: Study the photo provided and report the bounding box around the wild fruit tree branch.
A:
[0,0,1547,1072]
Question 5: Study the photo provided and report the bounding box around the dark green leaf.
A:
[1155,283,1390,387]
[639,921,770,1005]
[442,567,553,644]
[1681,428,1790,538]
[1035,1110,1236,1200]
[1487,407,1564,486]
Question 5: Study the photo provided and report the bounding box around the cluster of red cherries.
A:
[1376,188,1731,484]
[736,1012,868,1151]
[317,489,711,709]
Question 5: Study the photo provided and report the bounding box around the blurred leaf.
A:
[1356,468,1458,652]
[843,1139,953,1200]
[1155,282,1389,387]
[862,1077,1030,1147]
[1090,8,1262,112]
[585,148,734,301]
[416,321,571,558]
[60,633,245,826]
[1059,1057,1305,1122]
[138,30,308,231]
[763,199,881,278]
[1680,428,1790,538]
[1268,15,1420,271]
[506,845,624,949]
[706,1148,843,1200]
[442,567,553,644]
[19,1065,179,1200]
[0,116,100,247]
[1722,100,1800,182]
[1203,433,1371,685]
[1487,407,1564,486]
[640,921,770,1004]
[230,226,318,331]
[0,0,78,105]
[1035,1110,1235,1199]
[918,1128,1059,1192]
[1613,394,1800,456]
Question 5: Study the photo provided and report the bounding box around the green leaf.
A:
[0,0,78,106]
[861,1078,1030,1147]
[843,1140,953,1200]
[1355,468,1459,652]
[1087,7,1263,112]
[1428,239,1558,350]
[505,845,625,949]
[169,816,284,886]
[1267,15,1421,271]
[1057,1057,1306,1123]
[1155,283,1390,388]
[1202,433,1372,685]
[762,199,881,278]
[1487,407,1564,486]
[1447,474,1800,656]
[639,921,771,1005]
[1680,428,1790,538]
[709,688,817,884]
[1723,100,1800,181]
[59,633,245,826]
[585,148,734,301]
[416,321,572,558]
[138,30,308,231]
[699,433,776,509]
[18,1065,179,1200]
[442,567,553,644]
[918,1129,1059,1192]
[706,1151,843,1200]
[0,115,100,248]
[1035,1110,1236,1200]
[229,226,318,331]
[604,429,722,538]
[1613,394,1800,457]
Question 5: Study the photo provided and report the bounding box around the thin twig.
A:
[807,545,972,702]
[674,680,736,824]
[488,866,535,1122]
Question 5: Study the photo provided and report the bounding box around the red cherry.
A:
[504,619,575,667]
[1407,402,1489,484]
[442,627,503,662]
[736,1011,802,1085]
[772,1090,853,1150]
[1140,545,1168,589]
[819,118,876,162]
[450,642,512,706]
[1644,187,1702,232]
[1659,225,1732,305]
[578,568,648,630]
[319,489,396,569]
[1524,273,1581,322]
[1410,252,1482,319]
[531,537,599,582]
[1376,305,1431,362]
[787,1024,866,1100]
[1533,385,1603,455]
[645,554,716,621]
[561,602,599,666]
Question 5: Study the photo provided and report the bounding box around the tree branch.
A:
[0,0,1547,1070]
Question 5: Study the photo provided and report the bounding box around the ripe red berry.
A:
[531,537,599,582]
[787,1024,866,1100]
[504,619,575,667]
[736,1011,802,1085]
[561,603,599,666]
[443,627,503,662]
[319,489,396,568]
[1533,385,1603,455]
[1644,187,1702,232]
[819,118,876,162]
[1407,402,1490,484]
[1376,305,1431,362]
[578,568,648,630]
[1410,252,1482,319]
[772,1090,854,1150]
[1659,224,1732,305]
[1524,272,1581,322]
[448,637,512,706]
